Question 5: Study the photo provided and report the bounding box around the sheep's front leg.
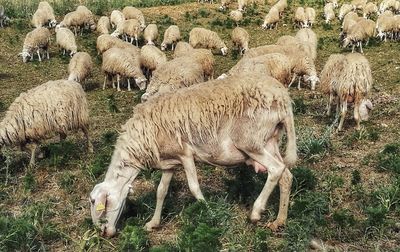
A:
[338,100,348,131]
[145,169,174,231]
[327,92,335,116]
[26,143,38,166]
[180,154,205,201]
[354,101,361,130]
[103,75,107,90]
[37,49,42,61]
[116,74,121,92]
[288,73,297,88]
[127,78,131,91]
[359,41,363,54]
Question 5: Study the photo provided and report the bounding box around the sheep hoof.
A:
[266,220,284,231]
[145,221,160,231]
[250,211,261,223]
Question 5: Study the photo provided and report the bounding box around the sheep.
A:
[339,4,354,20]
[112,19,141,46]
[122,6,146,30]
[59,8,95,36]
[295,28,318,60]
[351,0,367,11]
[102,47,146,92]
[376,15,396,41]
[342,21,367,53]
[341,12,360,38]
[173,41,193,58]
[276,34,316,61]
[36,1,57,27]
[189,27,228,55]
[161,25,181,51]
[141,57,205,102]
[96,34,140,55]
[97,16,111,34]
[32,4,56,28]
[231,27,250,55]
[0,6,10,28]
[244,44,319,90]
[305,7,316,27]
[294,7,308,28]
[56,27,77,57]
[219,0,232,10]
[324,3,336,24]
[262,6,280,29]
[89,72,297,237]
[140,45,167,79]
[238,0,249,11]
[19,27,51,63]
[273,0,288,15]
[110,10,125,29]
[144,24,158,45]
[230,10,243,26]
[219,53,292,86]
[380,0,400,13]
[320,53,373,131]
[76,5,96,32]
[363,2,378,18]
[0,80,93,166]
[68,52,93,84]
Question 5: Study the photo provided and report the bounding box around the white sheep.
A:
[376,14,396,41]
[231,27,250,55]
[0,80,93,166]
[262,6,280,29]
[351,0,367,11]
[219,0,232,10]
[320,53,373,131]
[363,2,378,18]
[112,19,141,46]
[122,6,146,30]
[175,48,215,80]
[230,10,243,26]
[140,45,167,79]
[89,73,297,237]
[161,25,181,51]
[295,28,318,61]
[97,16,111,34]
[110,10,125,29]
[56,27,77,57]
[76,5,96,32]
[59,8,95,36]
[0,6,10,28]
[339,4,354,20]
[189,27,228,55]
[96,34,140,55]
[305,7,316,27]
[102,47,146,91]
[36,1,56,27]
[273,0,288,16]
[19,27,51,63]
[294,7,308,28]
[141,56,205,102]
[68,52,93,84]
[326,0,339,8]
[173,41,193,58]
[238,0,249,11]
[144,24,158,45]
[324,3,336,24]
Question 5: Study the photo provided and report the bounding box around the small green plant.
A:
[107,94,120,113]
[376,143,400,174]
[158,14,176,26]
[254,228,270,251]
[365,206,387,227]
[87,152,111,178]
[298,127,332,161]
[23,171,36,192]
[58,171,76,193]
[223,18,234,29]
[118,225,150,251]
[42,140,81,167]
[351,170,361,185]
[293,97,307,115]
[332,209,356,228]
[322,23,333,30]
[210,17,224,27]
[291,166,317,194]
[198,8,211,18]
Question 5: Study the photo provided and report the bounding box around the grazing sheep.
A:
[273,0,288,15]
[34,1,57,28]
[144,24,158,45]
[0,6,10,28]
[294,7,308,28]
[56,27,77,57]
[231,27,250,55]
[379,0,400,13]
[339,4,354,20]
[97,16,111,34]
[351,0,367,11]
[68,52,93,84]
[276,34,316,62]
[122,6,146,30]
[140,45,167,79]
[76,5,96,32]
[363,2,378,18]
[230,10,243,26]
[19,27,51,63]
[96,34,140,55]
[0,80,93,166]
[141,57,205,102]
[219,53,292,86]
[376,15,396,41]
[324,3,336,24]
[219,0,232,10]
[161,25,181,51]
[341,12,360,38]
[326,0,339,8]
[102,47,146,91]
[173,41,193,58]
[110,10,125,29]
[305,7,316,27]
[59,8,95,36]
[320,53,373,131]
[189,27,228,55]
[295,28,318,60]
[89,73,297,237]
[262,6,280,29]
[112,19,141,46]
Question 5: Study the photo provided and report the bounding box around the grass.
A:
[1,0,400,251]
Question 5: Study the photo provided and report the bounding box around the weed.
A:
[370,178,400,212]
[87,152,111,179]
[291,166,317,194]
[332,209,356,228]
[58,171,76,193]
[118,225,150,251]
[198,8,211,18]
[254,228,270,251]
[42,140,81,167]
[365,206,388,227]
[344,126,380,147]
[246,5,260,16]
[351,170,362,185]
[241,17,252,26]
[293,97,307,115]
[322,23,333,31]
[376,143,400,174]
[107,94,120,113]
[158,14,176,26]
[210,17,224,27]
[297,127,332,161]
[23,171,36,192]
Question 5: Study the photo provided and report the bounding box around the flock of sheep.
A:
[0,0,398,238]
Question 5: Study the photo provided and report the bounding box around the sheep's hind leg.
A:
[127,78,131,91]
[37,49,42,62]
[354,101,361,130]
[117,74,121,92]
[26,143,38,167]
[82,126,93,153]
[145,169,174,231]
[103,75,107,90]
[337,99,348,131]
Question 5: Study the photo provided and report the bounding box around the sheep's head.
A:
[306,75,319,91]
[220,46,228,56]
[49,19,57,28]
[135,77,147,90]
[261,23,268,29]
[359,99,373,121]
[219,5,226,11]
[342,37,351,48]
[19,50,31,63]
[217,73,228,80]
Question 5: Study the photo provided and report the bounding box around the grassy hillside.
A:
[0,0,400,251]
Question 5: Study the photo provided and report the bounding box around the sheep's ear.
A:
[95,191,108,217]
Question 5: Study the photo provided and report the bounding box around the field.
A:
[1,0,400,251]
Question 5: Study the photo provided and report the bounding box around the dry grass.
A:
[1,0,400,251]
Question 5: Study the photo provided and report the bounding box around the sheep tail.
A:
[283,106,297,167]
